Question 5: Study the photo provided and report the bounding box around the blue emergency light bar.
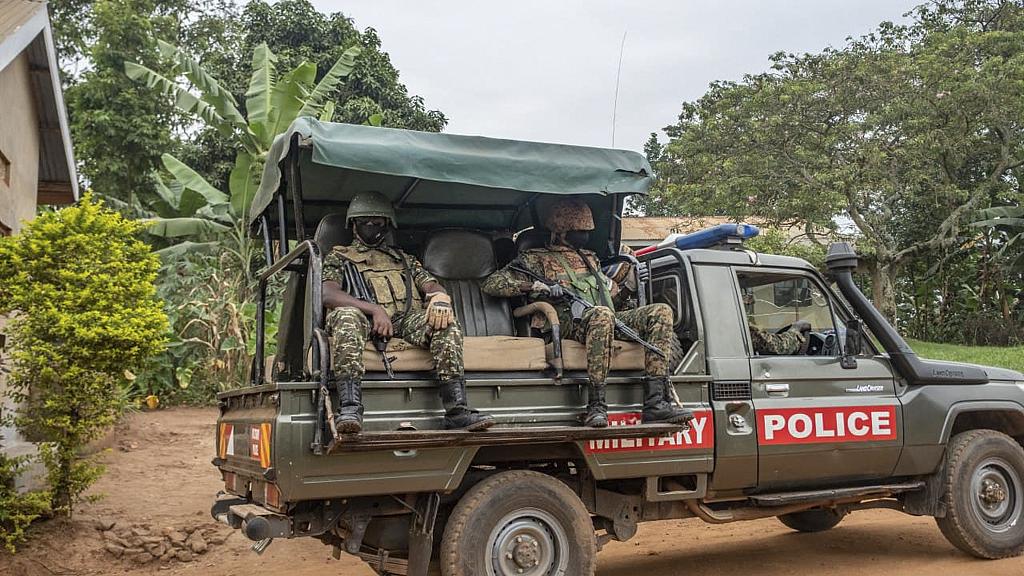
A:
[671,223,760,250]
[636,223,761,256]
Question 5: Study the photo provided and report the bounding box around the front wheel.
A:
[936,429,1024,558]
[439,470,597,576]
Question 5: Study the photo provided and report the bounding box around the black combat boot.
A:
[584,380,608,428]
[333,378,364,434]
[439,378,495,431]
[641,377,694,425]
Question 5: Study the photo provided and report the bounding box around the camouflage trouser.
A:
[749,327,803,355]
[326,307,464,380]
[567,303,674,385]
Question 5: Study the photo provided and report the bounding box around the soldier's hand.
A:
[792,320,812,334]
[530,280,565,300]
[425,292,454,330]
[371,306,393,337]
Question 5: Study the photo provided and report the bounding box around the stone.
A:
[147,542,167,557]
[123,547,144,555]
[140,536,164,545]
[159,550,175,562]
[205,532,230,545]
[131,552,155,565]
[102,530,129,547]
[186,531,208,554]
[166,530,187,545]
[104,543,125,558]
[175,550,193,563]
[131,526,151,537]
[94,517,116,531]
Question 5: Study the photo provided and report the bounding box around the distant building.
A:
[0,0,78,488]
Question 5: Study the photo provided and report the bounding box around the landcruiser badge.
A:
[845,384,885,393]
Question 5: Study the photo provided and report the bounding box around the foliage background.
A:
[641,0,1024,344]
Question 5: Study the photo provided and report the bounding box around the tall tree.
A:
[60,0,194,203]
[649,0,1024,319]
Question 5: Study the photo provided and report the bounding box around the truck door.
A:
[735,268,903,491]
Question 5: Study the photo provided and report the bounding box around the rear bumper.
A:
[211,492,292,541]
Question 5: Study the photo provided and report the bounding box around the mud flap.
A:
[407,492,440,576]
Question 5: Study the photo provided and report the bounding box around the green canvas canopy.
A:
[249,117,653,237]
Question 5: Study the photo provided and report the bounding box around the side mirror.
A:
[841,319,863,369]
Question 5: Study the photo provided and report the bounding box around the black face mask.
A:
[565,230,590,249]
[355,222,387,246]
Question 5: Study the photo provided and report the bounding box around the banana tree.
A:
[126,40,361,230]
[124,40,360,389]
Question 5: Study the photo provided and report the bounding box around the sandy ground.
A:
[2,407,1023,576]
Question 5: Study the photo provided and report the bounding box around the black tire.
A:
[935,429,1024,559]
[439,470,597,576]
[777,509,846,533]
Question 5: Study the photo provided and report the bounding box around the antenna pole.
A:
[612,30,627,147]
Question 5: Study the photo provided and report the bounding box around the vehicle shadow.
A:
[595,514,1022,576]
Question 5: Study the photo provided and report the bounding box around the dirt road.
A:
[2,407,1022,576]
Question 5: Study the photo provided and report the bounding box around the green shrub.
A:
[0,193,168,514]
[0,442,50,553]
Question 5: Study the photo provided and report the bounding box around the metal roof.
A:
[0,0,78,204]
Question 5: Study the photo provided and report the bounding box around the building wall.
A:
[0,51,39,233]
[0,51,42,488]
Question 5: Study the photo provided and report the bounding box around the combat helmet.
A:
[346,191,397,228]
[544,197,595,233]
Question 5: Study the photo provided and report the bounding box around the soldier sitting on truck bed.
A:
[321,191,495,434]
[482,197,693,428]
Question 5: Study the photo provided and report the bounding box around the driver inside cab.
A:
[743,291,811,355]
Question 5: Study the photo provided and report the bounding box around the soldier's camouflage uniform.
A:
[749,325,804,355]
[482,245,674,385]
[323,239,463,380]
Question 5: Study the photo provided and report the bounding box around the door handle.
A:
[765,383,790,397]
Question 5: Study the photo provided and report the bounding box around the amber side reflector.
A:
[259,423,272,468]
[218,423,233,459]
[264,482,281,509]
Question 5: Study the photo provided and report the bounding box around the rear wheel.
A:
[439,470,596,576]
[936,429,1024,558]
[777,509,845,533]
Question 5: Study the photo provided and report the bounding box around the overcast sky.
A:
[314,0,921,153]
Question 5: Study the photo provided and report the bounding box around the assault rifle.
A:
[340,260,396,379]
[508,261,666,359]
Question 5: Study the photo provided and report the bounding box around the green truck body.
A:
[211,120,1024,575]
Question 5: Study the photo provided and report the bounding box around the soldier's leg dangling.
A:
[327,307,370,433]
[394,311,494,431]
[580,306,615,428]
[617,304,694,425]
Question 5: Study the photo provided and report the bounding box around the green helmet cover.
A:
[346,191,397,228]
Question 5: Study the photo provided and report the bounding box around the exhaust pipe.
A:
[825,243,987,386]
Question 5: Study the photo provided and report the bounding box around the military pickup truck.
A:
[212,118,1024,576]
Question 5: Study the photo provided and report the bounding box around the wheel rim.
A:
[970,456,1023,533]
[487,507,569,576]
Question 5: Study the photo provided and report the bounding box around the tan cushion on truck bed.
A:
[548,340,646,371]
[362,335,549,372]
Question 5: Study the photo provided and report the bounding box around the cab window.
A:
[737,271,838,357]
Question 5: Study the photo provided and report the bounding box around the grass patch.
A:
[907,339,1024,373]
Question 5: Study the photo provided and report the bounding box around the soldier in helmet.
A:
[482,197,693,428]
[322,191,494,433]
